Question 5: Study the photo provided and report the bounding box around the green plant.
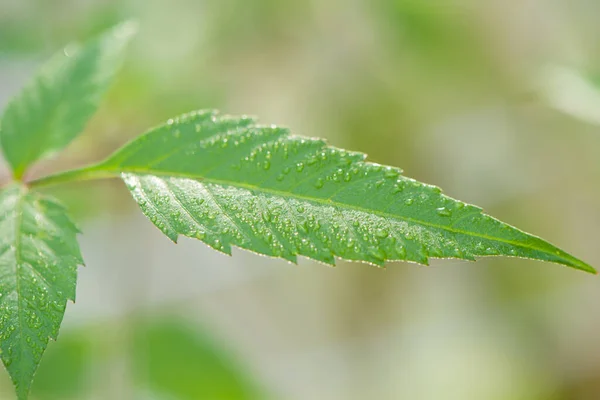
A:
[0,21,594,400]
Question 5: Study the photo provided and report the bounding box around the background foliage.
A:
[1,0,600,399]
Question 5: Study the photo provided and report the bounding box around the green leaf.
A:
[0,21,137,179]
[0,184,83,399]
[92,110,593,272]
[131,318,267,399]
[31,331,92,400]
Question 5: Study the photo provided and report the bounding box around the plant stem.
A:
[28,164,118,188]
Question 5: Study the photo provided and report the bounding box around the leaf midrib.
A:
[111,167,582,268]
[12,186,28,389]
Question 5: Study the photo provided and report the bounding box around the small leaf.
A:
[0,21,137,179]
[0,184,83,399]
[94,110,594,273]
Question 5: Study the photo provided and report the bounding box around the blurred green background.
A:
[2,0,600,399]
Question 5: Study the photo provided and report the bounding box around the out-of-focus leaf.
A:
[131,318,265,400]
[30,332,92,400]
[0,21,136,178]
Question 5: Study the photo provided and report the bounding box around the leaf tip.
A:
[578,262,597,275]
[554,253,596,274]
[549,246,596,274]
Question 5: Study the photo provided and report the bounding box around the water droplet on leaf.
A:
[436,207,452,217]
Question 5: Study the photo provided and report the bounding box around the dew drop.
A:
[384,168,399,179]
[375,228,389,238]
[369,247,386,262]
[262,211,273,223]
[392,184,404,194]
[436,207,452,217]
[300,220,309,232]
[314,178,324,189]
[404,198,414,206]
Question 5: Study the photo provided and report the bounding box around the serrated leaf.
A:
[0,21,137,178]
[0,184,83,399]
[95,110,593,272]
